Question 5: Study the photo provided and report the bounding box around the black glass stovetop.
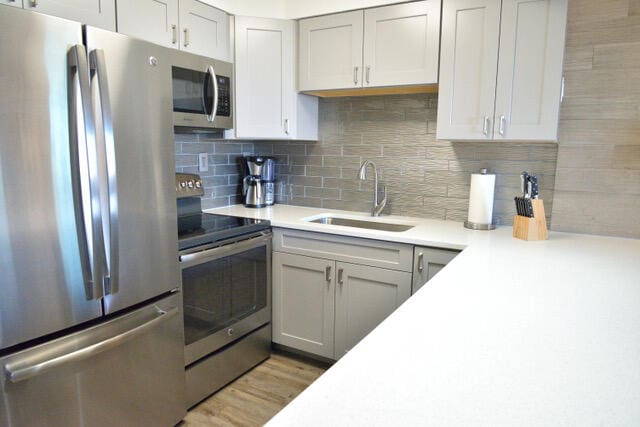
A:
[177,213,270,250]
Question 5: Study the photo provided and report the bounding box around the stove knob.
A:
[187,180,194,188]
[180,182,187,188]
[195,181,202,188]
[227,328,234,336]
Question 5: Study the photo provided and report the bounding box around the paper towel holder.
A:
[464,168,496,231]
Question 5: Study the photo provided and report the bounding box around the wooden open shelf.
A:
[302,84,439,98]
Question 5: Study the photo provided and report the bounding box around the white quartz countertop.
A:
[207,204,640,426]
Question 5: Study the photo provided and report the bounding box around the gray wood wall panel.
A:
[551,0,640,239]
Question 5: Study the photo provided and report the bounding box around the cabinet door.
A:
[298,10,364,91]
[334,262,411,358]
[24,0,116,30]
[272,252,335,359]
[412,247,460,294]
[363,1,440,87]
[116,0,179,48]
[493,0,568,141]
[436,0,501,140]
[179,0,230,61]
[235,17,293,139]
[0,0,22,8]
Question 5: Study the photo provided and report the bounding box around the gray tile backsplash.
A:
[175,93,558,226]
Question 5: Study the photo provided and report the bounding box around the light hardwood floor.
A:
[183,351,329,426]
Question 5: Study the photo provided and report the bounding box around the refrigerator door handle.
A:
[4,307,178,383]
[68,44,107,301]
[90,48,119,296]
[205,65,218,123]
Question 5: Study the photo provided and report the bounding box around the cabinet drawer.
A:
[273,228,413,272]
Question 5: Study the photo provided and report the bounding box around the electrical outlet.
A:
[198,153,209,172]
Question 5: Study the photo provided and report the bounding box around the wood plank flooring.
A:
[183,351,329,426]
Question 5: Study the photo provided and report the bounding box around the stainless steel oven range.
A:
[176,173,272,408]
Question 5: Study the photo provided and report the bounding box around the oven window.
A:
[172,66,213,115]
[182,245,267,346]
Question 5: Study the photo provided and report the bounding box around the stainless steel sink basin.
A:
[306,216,414,232]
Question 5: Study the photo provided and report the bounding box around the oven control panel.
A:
[176,173,204,198]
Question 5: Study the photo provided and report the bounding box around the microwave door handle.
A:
[68,44,105,301]
[205,65,218,123]
[90,49,119,296]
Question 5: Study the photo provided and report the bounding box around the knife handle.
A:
[530,175,539,199]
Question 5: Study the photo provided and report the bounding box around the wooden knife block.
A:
[513,199,548,241]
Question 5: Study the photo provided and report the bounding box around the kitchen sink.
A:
[306,216,414,232]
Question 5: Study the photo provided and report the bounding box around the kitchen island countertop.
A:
[207,204,640,426]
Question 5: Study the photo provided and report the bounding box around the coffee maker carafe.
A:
[243,156,275,208]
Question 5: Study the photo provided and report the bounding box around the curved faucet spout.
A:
[357,160,387,217]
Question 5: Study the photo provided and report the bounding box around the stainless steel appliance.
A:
[172,50,233,131]
[243,156,276,207]
[176,174,272,407]
[0,8,185,426]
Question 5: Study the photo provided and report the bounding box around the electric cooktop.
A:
[177,213,270,251]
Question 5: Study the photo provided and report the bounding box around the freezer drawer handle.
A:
[3,307,177,384]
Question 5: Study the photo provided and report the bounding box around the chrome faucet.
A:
[358,160,387,217]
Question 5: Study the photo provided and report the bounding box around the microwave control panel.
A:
[216,76,231,117]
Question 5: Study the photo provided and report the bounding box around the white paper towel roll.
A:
[467,170,496,225]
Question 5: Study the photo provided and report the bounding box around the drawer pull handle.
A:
[338,268,344,286]
[325,266,332,282]
[418,252,424,272]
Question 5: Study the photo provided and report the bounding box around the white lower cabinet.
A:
[334,262,411,357]
[272,252,335,359]
[272,228,413,360]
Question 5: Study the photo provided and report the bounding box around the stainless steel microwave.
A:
[171,51,233,130]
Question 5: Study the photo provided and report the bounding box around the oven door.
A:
[171,53,233,130]
[180,232,271,366]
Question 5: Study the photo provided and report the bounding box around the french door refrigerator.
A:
[0,7,185,426]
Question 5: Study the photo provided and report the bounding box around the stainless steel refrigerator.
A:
[0,7,185,426]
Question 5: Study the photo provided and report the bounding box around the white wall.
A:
[200,0,403,19]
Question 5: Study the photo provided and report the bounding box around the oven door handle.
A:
[179,233,272,265]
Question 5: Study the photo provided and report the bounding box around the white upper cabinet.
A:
[298,10,364,91]
[437,0,568,141]
[437,0,501,140]
[1,1,23,8]
[116,0,230,60]
[363,1,440,87]
[179,0,230,60]
[493,0,568,141]
[235,16,318,140]
[117,0,179,48]
[24,0,116,30]
[298,1,440,92]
